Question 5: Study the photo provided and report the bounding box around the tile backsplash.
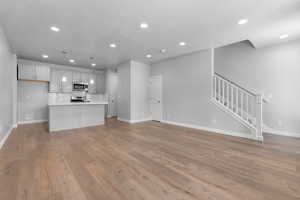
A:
[48,92,107,104]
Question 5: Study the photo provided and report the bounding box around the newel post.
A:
[255,94,263,141]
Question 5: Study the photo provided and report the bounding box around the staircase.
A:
[212,72,263,141]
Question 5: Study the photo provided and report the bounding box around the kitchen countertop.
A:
[48,101,108,106]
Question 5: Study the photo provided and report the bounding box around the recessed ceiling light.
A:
[91,63,96,67]
[110,43,117,48]
[238,19,248,25]
[179,42,186,46]
[146,54,152,58]
[69,59,75,63]
[42,54,49,58]
[280,34,289,39]
[140,23,149,29]
[160,49,166,53]
[50,26,60,32]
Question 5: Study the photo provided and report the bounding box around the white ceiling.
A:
[0,0,300,69]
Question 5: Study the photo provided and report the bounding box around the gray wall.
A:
[18,81,48,123]
[151,50,251,136]
[117,61,131,121]
[0,25,17,143]
[215,40,300,135]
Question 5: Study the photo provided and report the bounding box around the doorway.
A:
[149,75,162,121]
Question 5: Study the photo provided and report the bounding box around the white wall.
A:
[215,40,300,136]
[151,50,251,137]
[130,61,151,121]
[116,60,151,122]
[18,81,48,123]
[0,25,17,146]
[117,62,131,121]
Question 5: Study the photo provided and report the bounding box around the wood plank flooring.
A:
[0,118,299,200]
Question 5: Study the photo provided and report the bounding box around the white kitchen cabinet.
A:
[18,60,36,80]
[88,74,97,94]
[81,73,89,84]
[18,59,50,81]
[49,70,61,92]
[36,65,50,81]
[72,71,82,83]
[49,70,73,93]
[61,71,73,93]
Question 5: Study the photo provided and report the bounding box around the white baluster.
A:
[241,92,243,118]
[226,82,229,108]
[222,79,225,104]
[218,78,221,102]
[236,88,239,114]
[231,85,234,111]
[246,94,249,122]
[255,94,263,141]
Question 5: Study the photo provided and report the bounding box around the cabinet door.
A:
[88,74,97,94]
[36,65,50,81]
[81,73,89,84]
[61,71,73,93]
[18,60,36,80]
[49,70,61,92]
[72,71,81,83]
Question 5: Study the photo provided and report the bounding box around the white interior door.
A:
[108,94,117,117]
[150,75,162,121]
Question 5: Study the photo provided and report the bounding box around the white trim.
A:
[263,124,300,138]
[130,117,152,123]
[13,123,18,128]
[0,126,14,149]
[117,117,152,124]
[117,118,131,123]
[161,120,262,141]
[18,119,48,125]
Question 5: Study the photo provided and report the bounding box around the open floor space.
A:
[1,119,299,200]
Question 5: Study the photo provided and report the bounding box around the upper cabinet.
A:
[18,59,105,94]
[36,65,50,81]
[81,73,89,84]
[18,59,50,81]
[49,70,73,93]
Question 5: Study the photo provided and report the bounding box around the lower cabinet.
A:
[49,104,105,132]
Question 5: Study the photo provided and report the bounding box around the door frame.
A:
[149,75,163,122]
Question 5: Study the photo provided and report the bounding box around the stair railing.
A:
[212,72,263,141]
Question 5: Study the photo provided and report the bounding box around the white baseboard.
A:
[0,126,14,149]
[263,124,300,138]
[117,117,152,124]
[130,117,152,123]
[18,119,48,125]
[161,120,262,141]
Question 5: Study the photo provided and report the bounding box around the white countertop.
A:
[48,101,108,106]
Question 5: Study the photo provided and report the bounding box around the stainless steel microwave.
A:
[72,83,88,91]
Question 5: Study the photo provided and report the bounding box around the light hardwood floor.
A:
[0,118,299,200]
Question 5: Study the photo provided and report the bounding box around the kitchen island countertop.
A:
[48,101,108,106]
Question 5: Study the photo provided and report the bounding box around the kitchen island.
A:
[48,101,108,132]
